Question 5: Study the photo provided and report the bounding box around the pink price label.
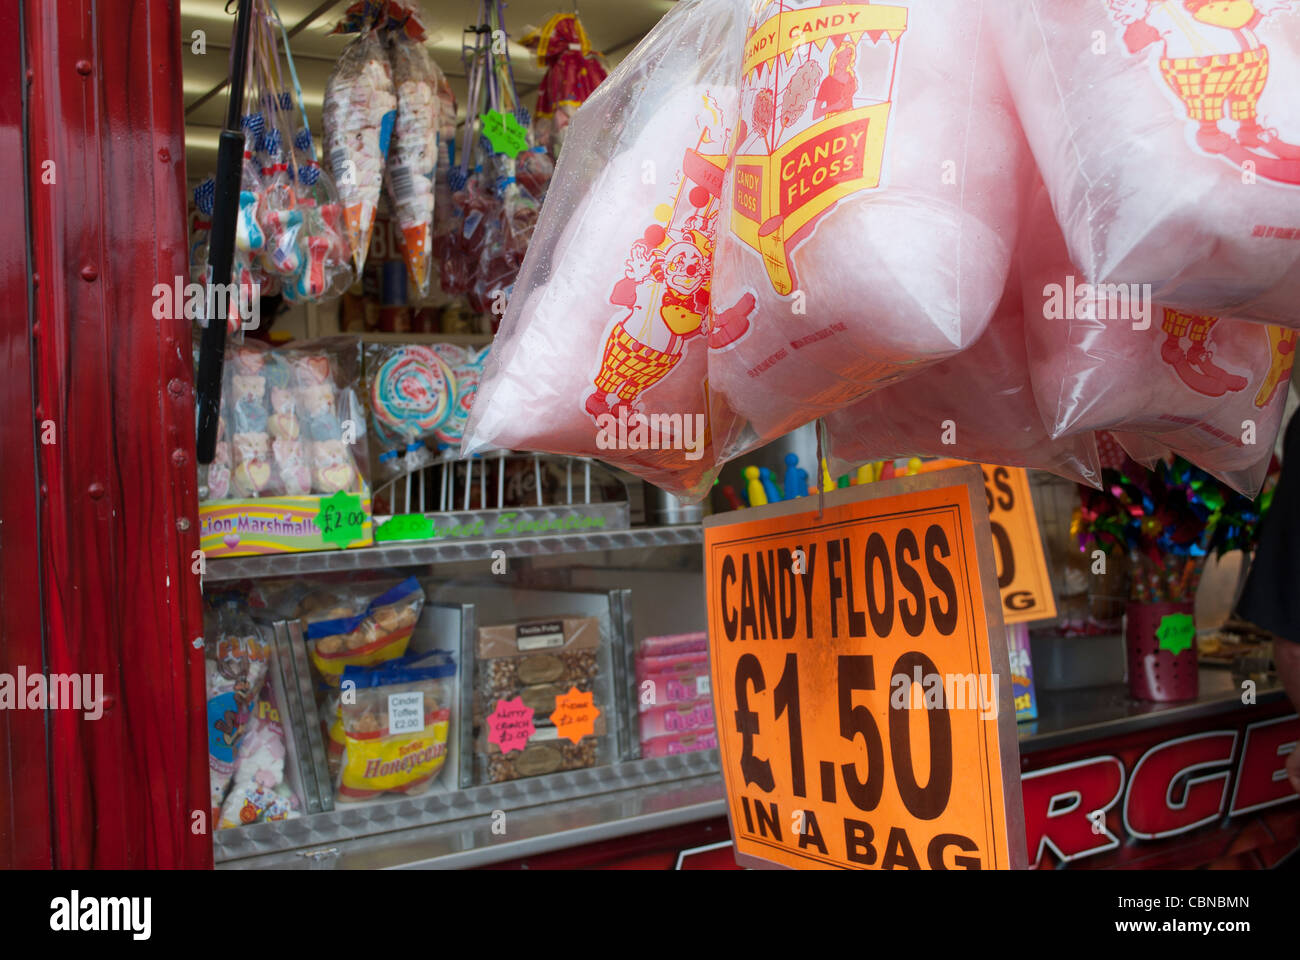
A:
[486,696,535,754]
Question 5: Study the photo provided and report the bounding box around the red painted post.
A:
[0,0,52,870]
[24,0,209,867]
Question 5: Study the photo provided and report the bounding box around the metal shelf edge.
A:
[203,524,704,581]
[218,775,727,870]
[214,750,722,863]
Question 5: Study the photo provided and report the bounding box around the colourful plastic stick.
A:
[720,484,743,511]
[759,466,780,504]
[744,465,768,507]
[783,453,803,500]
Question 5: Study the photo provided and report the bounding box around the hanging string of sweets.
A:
[191,0,354,324]
[434,0,555,323]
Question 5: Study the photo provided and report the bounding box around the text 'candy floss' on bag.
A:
[707,0,1025,458]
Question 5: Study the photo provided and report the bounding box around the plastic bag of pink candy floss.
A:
[826,266,1103,488]
[1021,187,1293,497]
[989,0,1300,327]
[706,0,1024,457]
[462,0,751,499]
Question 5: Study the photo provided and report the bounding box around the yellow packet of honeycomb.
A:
[336,654,456,801]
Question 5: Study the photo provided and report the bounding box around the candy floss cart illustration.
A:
[730,1,907,296]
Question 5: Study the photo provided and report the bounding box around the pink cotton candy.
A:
[464,0,751,497]
[827,268,1103,486]
[991,0,1300,327]
[1021,188,1294,496]
[707,0,1025,455]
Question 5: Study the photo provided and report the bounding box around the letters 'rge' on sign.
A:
[703,467,1027,870]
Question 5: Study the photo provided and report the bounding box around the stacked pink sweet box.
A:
[636,632,716,758]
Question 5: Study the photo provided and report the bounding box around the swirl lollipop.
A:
[435,346,487,446]
[369,344,454,447]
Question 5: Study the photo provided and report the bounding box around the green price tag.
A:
[313,491,366,549]
[479,109,529,157]
[1156,613,1195,656]
[375,513,434,543]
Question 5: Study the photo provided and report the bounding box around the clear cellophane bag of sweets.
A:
[707,0,1027,458]
[382,3,442,299]
[323,11,397,276]
[204,597,272,821]
[463,0,750,498]
[989,0,1300,327]
[1021,187,1292,496]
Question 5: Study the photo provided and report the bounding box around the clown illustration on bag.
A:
[1107,0,1300,182]
[1155,308,1298,407]
[1158,309,1298,408]
[1157,307,1298,404]
[584,99,756,424]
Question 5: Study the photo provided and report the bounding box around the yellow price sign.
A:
[915,461,1057,625]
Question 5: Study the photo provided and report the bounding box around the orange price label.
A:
[550,688,600,745]
[915,461,1057,625]
[703,467,1026,870]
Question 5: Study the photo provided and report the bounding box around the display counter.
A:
[214,667,1297,869]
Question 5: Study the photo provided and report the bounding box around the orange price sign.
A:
[703,466,1026,870]
[916,461,1057,624]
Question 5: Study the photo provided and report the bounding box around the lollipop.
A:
[370,344,454,446]
[434,345,487,446]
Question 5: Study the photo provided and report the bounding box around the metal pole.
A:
[195,0,255,464]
